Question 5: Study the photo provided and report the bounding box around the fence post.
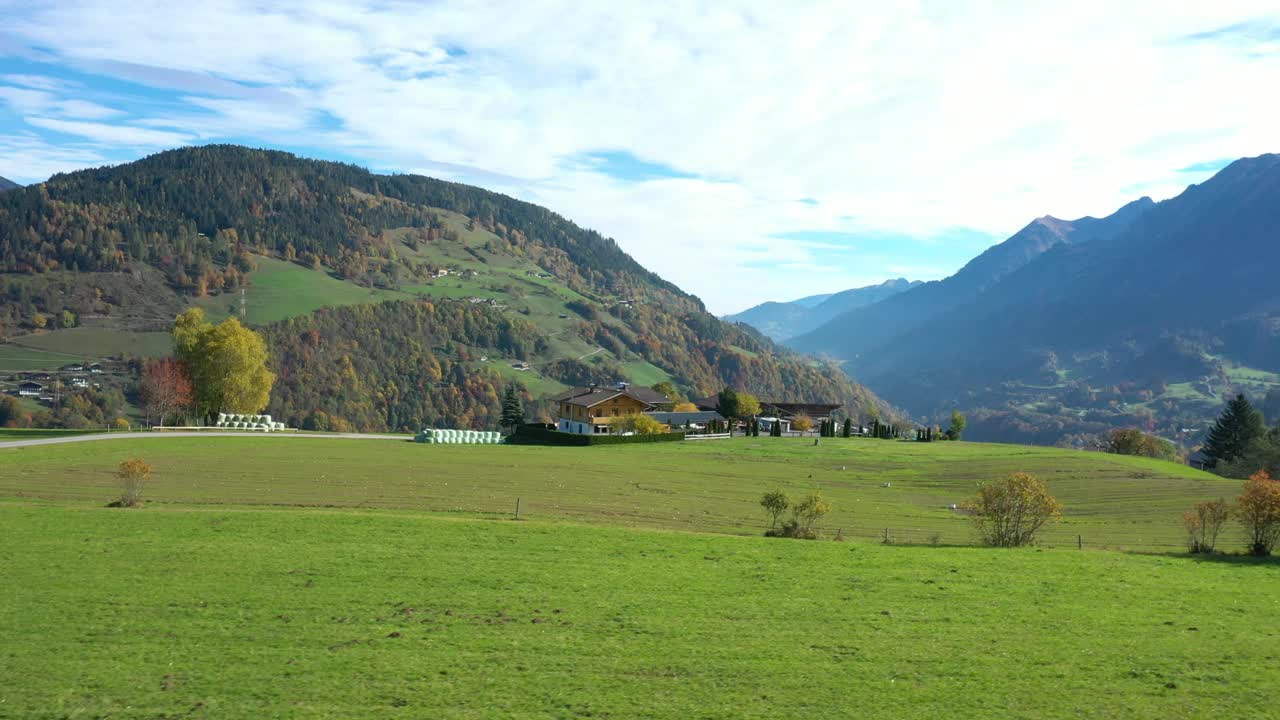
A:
[883,528,889,544]
[1077,534,1082,550]
[515,497,521,521]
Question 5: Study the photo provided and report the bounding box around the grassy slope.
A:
[2,503,1277,719]
[0,436,1238,551]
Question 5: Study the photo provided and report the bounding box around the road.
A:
[0,431,414,450]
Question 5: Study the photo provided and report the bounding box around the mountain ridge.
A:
[725,278,920,341]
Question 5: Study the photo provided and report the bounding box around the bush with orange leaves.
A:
[114,457,152,508]
[1183,499,1229,554]
[1237,470,1280,556]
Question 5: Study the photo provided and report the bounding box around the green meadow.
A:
[0,436,1240,549]
[2,435,1274,718]
[2,504,1277,719]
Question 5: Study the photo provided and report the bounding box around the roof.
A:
[621,386,669,405]
[760,401,843,417]
[648,411,724,424]
[692,397,843,417]
[550,386,657,409]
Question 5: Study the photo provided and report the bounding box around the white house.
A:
[17,381,42,396]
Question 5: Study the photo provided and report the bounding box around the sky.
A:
[1,2,1278,314]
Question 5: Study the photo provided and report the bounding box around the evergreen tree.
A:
[1204,394,1266,465]
[842,418,852,438]
[500,384,524,429]
[717,387,739,419]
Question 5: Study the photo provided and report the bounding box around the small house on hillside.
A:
[59,363,84,373]
[17,381,42,396]
[1188,449,1214,471]
[552,385,656,435]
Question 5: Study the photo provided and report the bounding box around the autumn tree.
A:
[139,358,193,427]
[1237,470,1280,556]
[1107,428,1176,461]
[735,392,761,419]
[672,401,699,412]
[1204,394,1266,466]
[174,308,274,419]
[1183,498,1229,554]
[966,472,1063,547]
[792,491,832,533]
[947,410,967,440]
[607,412,666,435]
[115,457,152,508]
[760,489,789,529]
[791,415,814,433]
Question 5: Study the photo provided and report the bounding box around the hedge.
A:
[508,424,686,446]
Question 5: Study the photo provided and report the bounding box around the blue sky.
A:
[1,2,1278,313]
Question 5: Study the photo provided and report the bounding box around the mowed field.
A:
[3,435,1277,719]
[2,504,1279,718]
[0,435,1243,549]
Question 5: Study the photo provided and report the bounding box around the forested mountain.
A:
[724,278,920,341]
[790,154,1280,446]
[0,145,893,431]
[0,177,20,193]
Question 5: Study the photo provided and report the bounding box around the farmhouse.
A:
[759,401,843,422]
[553,384,657,435]
[1187,449,1213,471]
[692,397,843,424]
[17,381,43,396]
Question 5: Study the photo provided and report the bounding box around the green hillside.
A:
[0,145,891,431]
[0,436,1235,550]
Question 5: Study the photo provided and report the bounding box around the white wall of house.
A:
[558,417,611,435]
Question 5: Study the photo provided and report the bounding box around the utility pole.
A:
[239,287,246,319]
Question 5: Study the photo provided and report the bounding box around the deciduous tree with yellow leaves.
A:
[173,308,274,420]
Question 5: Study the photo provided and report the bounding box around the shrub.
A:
[1236,470,1280,556]
[965,472,1063,547]
[760,490,789,530]
[764,519,817,540]
[1183,498,1229,553]
[791,415,814,433]
[115,457,152,508]
[792,491,831,534]
[607,412,667,436]
[112,417,131,431]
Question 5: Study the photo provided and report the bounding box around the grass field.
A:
[2,436,1276,717]
[8,328,174,360]
[197,257,413,325]
[0,436,1240,551]
[2,503,1277,719]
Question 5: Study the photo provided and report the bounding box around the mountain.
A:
[0,176,20,192]
[789,196,1155,360]
[791,154,1280,445]
[725,278,920,341]
[0,145,894,431]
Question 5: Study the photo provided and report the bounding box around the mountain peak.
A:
[0,176,21,192]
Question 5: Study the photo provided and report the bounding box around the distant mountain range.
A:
[0,176,20,192]
[724,278,920,341]
[763,154,1280,445]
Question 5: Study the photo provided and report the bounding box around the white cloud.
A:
[2,1,1279,312]
[24,117,192,147]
